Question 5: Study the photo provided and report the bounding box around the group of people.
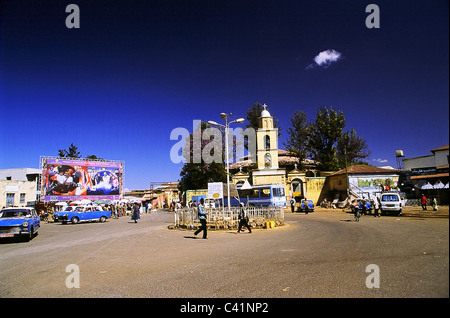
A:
[421,194,438,211]
[193,198,251,240]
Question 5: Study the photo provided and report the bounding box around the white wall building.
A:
[0,168,41,208]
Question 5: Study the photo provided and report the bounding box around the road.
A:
[0,209,448,298]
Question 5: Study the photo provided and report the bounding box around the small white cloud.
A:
[307,49,342,69]
[373,158,388,163]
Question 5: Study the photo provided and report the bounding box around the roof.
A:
[328,165,400,176]
[229,155,316,170]
[410,172,449,180]
[431,144,449,153]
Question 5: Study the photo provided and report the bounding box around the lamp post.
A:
[208,113,244,211]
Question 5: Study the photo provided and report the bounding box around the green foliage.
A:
[58,143,81,159]
[283,111,310,169]
[178,121,227,193]
[285,106,371,171]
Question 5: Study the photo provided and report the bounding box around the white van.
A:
[380,192,402,215]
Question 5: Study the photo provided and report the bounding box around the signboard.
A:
[40,157,124,201]
[208,182,223,199]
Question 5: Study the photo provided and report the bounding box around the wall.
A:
[305,177,326,205]
[0,180,37,208]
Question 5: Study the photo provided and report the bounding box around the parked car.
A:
[380,192,402,215]
[0,207,40,241]
[350,199,373,215]
[298,199,314,213]
[54,205,111,224]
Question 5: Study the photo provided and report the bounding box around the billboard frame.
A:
[39,156,125,202]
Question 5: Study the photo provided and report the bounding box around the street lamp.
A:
[208,113,245,210]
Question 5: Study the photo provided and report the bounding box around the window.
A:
[20,193,26,203]
[264,135,270,149]
[291,179,303,193]
[6,193,15,207]
[250,189,260,198]
[260,188,270,197]
[382,195,399,202]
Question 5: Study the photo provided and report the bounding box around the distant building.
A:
[402,144,449,204]
[326,165,401,202]
[138,181,180,208]
[0,168,41,207]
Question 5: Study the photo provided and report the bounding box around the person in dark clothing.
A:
[131,203,140,223]
[194,198,207,239]
[237,202,252,234]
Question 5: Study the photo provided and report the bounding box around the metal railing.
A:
[174,206,285,230]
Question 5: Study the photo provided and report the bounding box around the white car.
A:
[380,192,402,216]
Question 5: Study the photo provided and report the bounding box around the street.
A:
[0,209,448,298]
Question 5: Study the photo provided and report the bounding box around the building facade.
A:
[402,144,449,204]
[229,106,325,204]
[0,168,41,208]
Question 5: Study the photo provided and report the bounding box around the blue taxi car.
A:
[298,199,314,213]
[54,205,111,224]
[0,207,40,241]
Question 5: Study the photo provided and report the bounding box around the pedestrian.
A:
[131,203,140,223]
[361,199,367,215]
[373,196,381,217]
[421,194,428,211]
[194,198,207,239]
[433,197,438,211]
[290,197,296,213]
[237,202,252,234]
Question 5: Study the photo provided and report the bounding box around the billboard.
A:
[40,157,124,202]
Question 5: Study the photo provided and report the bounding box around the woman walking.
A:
[131,203,140,223]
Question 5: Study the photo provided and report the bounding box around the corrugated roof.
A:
[329,164,400,176]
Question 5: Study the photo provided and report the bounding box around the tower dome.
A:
[260,104,271,117]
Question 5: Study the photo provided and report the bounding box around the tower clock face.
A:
[265,152,272,167]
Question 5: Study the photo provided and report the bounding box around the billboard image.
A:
[41,157,124,201]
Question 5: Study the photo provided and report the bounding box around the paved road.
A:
[0,209,448,298]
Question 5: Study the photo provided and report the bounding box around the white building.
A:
[0,168,41,208]
[402,144,449,204]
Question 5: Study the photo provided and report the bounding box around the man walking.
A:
[373,196,381,217]
[421,194,428,211]
[194,198,207,239]
[290,197,296,213]
[237,202,252,234]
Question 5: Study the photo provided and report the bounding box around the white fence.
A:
[174,206,285,230]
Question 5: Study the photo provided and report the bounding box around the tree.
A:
[57,144,104,160]
[305,106,346,171]
[85,154,105,161]
[178,121,227,194]
[336,128,371,169]
[283,111,310,169]
[285,106,371,172]
[244,103,281,149]
[58,143,81,159]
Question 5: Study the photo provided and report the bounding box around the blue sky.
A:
[0,0,448,190]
